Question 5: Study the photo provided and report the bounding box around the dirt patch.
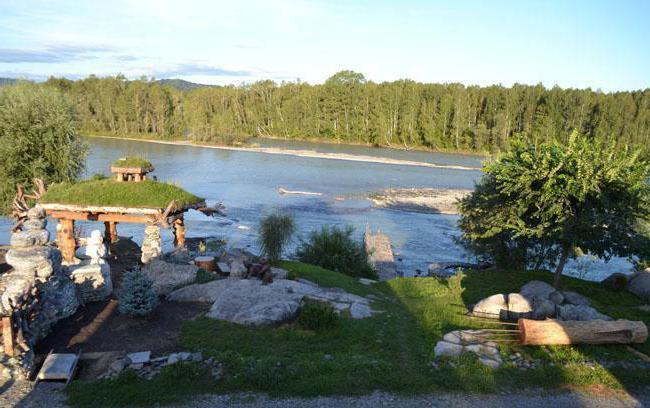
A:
[35,299,210,355]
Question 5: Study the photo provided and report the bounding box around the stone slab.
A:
[126,351,151,364]
[37,353,78,381]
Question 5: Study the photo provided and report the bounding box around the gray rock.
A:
[358,278,377,286]
[27,206,46,219]
[428,263,455,278]
[228,260,247,279]
[126,351,151,364]
[442,331,461,344]
[471,294,507,319]
[556,304,612,321]
[349,302,372,319]
[549,291,565,305]
[22,218,47,230]
[5,246,61,274]
[520,280,555,301]
[531,298,556,320]
[109,359,125,374]
[10,229,50,248]
[627,269,650,301]
[478,357,501,369]
[190,352,203,362]
[271,267,288,280]
[167,279,242,302]
[561,291,591,306]
[167,354,179,365]
[434,341,464,358]
[601,272,629,291]
[507,293,532,319]
[178,352,191,361]
[216,262,230,274]
[141,259,198,295]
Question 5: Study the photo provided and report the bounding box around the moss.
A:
[40,179,203,209]
[112,156,153,169]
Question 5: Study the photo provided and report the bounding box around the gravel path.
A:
[3,381,650,408]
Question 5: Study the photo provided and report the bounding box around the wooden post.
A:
[58,218,76,263]
[518,318,648,345]
[173,218,185,248]
[2,316,15,356]
[134,173,142,182]
[104,221,118,243]
[116,173,123,182]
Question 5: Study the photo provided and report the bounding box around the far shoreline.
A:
[85,135,483,172]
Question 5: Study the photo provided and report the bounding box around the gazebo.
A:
[36,162,210,264]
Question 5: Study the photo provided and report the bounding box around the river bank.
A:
[368,188,471,215]
[86,135,482,171]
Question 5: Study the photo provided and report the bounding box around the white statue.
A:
[85,229,107,265]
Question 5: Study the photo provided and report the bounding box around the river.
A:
[0,137,632,280]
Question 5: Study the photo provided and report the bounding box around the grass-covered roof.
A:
[40,179,203,210]
[112,156,153,169]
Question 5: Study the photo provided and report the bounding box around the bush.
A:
[195,268,218,284]
[258,213,295,261]
[298,302,339,331]
[296,225,375,278]
[118,269,159,317]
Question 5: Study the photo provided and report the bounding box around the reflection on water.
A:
[0,137,633,280]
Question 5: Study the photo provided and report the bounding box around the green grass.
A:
[40,179,203,209]
[65,263,650,407]
[111,156,153,169]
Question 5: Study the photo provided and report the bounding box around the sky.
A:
[0,0,648,91]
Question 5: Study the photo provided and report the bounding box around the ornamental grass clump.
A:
[298,302,340,331]
[258,213,296,262]
[118,268,159,317]
[296,225,375,279]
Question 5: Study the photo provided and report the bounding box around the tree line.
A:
[40,71,650,153]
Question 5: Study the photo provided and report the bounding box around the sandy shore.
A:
[368,188,471,215]
[89,136,481,171]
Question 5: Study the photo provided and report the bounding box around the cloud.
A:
[0,44,114,63]
[153,63,253,78]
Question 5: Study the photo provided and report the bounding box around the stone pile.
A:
[99,351,222,381]
[433,329,502,368]
[471,280,611,321]
[68,230,113,302]
[141,224,162,264]
[168,273,373,327]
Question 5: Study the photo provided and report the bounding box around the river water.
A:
[0,137,632,280]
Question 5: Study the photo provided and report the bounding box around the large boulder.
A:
[556,304,612,321]
[141,259,198,295]
[601,272,629,292]
[507,293,532,319]
[520,280,555,301]
[627,270,650,301]
[471,294,508,319]
[561,291,591,306]
[5,246,61,277]
[10,229,49,248]
[531,298,556,320]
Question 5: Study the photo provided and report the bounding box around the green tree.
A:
[458,132,650,287]
[118,268,159,317]
[0,83,87,213]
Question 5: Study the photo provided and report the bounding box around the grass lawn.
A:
[66,263,650,407]
[112,156,153,169]
[40,179,203,209]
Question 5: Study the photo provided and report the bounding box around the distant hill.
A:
[155,78,211,91]
[0,77,17,86]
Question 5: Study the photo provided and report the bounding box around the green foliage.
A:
[458,132,650,286]
[195,268,218,284]
[258,213,296,261]
[90,173,107,180]
[118,269,159,317]
[296,225,376,279]
[0,83,87,213]
[40,179,203,209]
[41,74,650,155]
[112,156,153,168]
[297,302,340,331]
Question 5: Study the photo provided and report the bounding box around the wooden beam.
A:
[48,211,155,224]
[173,218,185,247]
[2,316,15,356]
[59,218,76,263]
[518,318,648,345]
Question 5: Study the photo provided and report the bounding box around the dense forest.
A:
[39,71,650,153]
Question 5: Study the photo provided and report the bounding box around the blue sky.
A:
[0,0,648,91]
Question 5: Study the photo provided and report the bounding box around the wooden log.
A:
[58,218,76,263]
[2,316,15,356]
[194,256,216,272]
[518,318,648,345]
[173,218,185,248]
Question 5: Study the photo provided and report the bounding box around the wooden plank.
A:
[49,211,155,224]
[41,201,207,215]
[2,316,15,356]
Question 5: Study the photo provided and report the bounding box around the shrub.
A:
[298,302,339,331]
[118,268,159,317]
[91,173,107,180]
[258,213,296,262]
[195,268,218,284]
[296,225,375,278]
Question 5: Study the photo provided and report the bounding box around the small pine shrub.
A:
[298,302,339,331]
[296,225,375,278]
[118,269,159,317]
[195,268,218,284]
[258,213,296,261]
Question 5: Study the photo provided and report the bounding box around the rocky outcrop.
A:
[141,258,198,295]
[627,269,650,301]
[168,277,374,326]
[472,280,610,322]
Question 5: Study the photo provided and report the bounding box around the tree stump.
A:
[518,318,648,345]
[195,256,216,272]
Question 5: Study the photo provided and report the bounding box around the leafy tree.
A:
[0,83,87,213]
[458,132,650,287]
[258,213,296,261]
[118,268,159,317]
